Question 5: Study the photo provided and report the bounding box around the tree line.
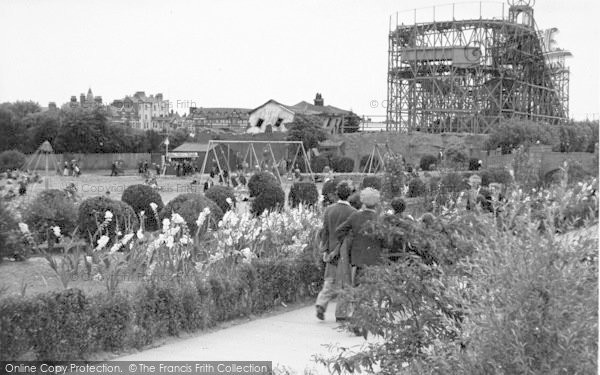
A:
[0,101,189,154]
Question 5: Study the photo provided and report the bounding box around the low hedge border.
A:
[0,256,323,360]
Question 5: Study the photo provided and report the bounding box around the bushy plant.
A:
[407,177,427,197]
[321,177,345,206]
[121,184,164,231]
[331,156,354,173]
[78,196,139,243]
[288,181,319,208]
[446,148,468,168]
[23,189,78,242]
[310,155,329,173]
[0,150,26,171]
[205,185,236,213]
[160,193,223,234]
[382,153,405,199]
[250,183,285,216]
[361,176,383,190]
[247,171,279,197]
[480,167,512,186]
[0,200,26,262]
[419,154,437,171]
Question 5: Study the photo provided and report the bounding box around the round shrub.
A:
[310,155,329,173]
[331,156,355,173]
[23,189,78,242]
[205,185,237,213]
[160,193,223,233]
[360,155,381,172]
[248,172,279,197]
[78,197,139,243]
[440,172,468,193]
[361,176,383,190]
[121,184,164,231]
[407,178,427,197]
[251,183,285,216]
[0,150,26,172]
[289,181,319,208]
[419,154,437,171]
[445,148,468,166]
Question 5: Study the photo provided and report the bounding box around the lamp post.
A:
[164,137,170,172]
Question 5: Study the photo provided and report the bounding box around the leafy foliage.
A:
[250,183,285,216]
[285,115,328,151]
[23,189,78,242]
[419,154,437,171]
[407,177,427,197]
[288,181,319,208]
[78,196,139,243]
[247,171,279,197]
[121,184,164,231]
[0,150,26,171]
[382,153,406,199]
[361,176,383,191]
[330,156,355,173]
[160,193,223,234]
[205,185,237,213]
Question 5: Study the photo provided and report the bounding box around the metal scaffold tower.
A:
[386,0,571,134]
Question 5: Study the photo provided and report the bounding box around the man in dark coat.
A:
[336,187,384,282]
[315,182,356,321]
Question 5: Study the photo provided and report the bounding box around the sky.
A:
[0,0,598,120]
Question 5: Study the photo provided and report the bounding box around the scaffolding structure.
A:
[386,0,571,134]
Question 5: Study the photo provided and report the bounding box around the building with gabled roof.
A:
[247,93,354,134]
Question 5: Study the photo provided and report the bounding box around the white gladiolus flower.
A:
[165,236,174,249]
[52,226,61,238]
[162,218,170,232]
[171,213,185,224]
[122,233,135,244]
[104,211,113,221]
[109,242,122,253]
[179,235,191,245]
[203,207,211,215]
[149,202,158,212]
[136,228,144,239]
[139,210,145,217]
[225,197,233,206]
[18,223,29,234]
[85,256,93,263]
[96,235,110,250]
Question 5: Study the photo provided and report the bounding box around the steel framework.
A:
[386,0,571,133]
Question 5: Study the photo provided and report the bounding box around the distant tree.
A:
[286,114,328,151]
[0,101,41,119]
[24,112,60,153]
[342,112,361,133]
[54,108,109,153]
[0,108,27,152]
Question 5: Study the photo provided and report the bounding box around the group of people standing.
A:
[63,160,81,177]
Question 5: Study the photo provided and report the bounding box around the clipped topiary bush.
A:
[23,189,78,242]
[205,185,237,213]
[0,150,26,172]
[78,197,139,243]
[361,176,383,190]
[251,183,285,216]
[248,172,279,197]
[331,156,355,173]
[121,184,164,231]
[407,178,427,197]
[160,193,223,233]
[288,181,319,208]
[419,154,437,171]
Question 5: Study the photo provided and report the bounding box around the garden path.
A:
[117,303,367,374]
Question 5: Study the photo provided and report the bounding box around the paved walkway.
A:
[117,303,368,374]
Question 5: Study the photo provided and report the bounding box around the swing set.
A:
[198,140,314,186]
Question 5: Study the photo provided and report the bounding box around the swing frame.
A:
[198,140,314,186]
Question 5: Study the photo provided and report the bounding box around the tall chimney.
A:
[314,93,324,106]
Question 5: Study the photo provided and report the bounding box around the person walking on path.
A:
[335,187,384,286]
[315,182,356,321]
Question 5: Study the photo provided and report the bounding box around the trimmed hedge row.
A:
[0,256,322,360]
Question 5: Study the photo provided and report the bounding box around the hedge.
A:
[0,257,322,360]
[331,156,355,173]
[78,197,139,243]
[361,176,383,191]
[121,185,164,231]
[288,181,319,208]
